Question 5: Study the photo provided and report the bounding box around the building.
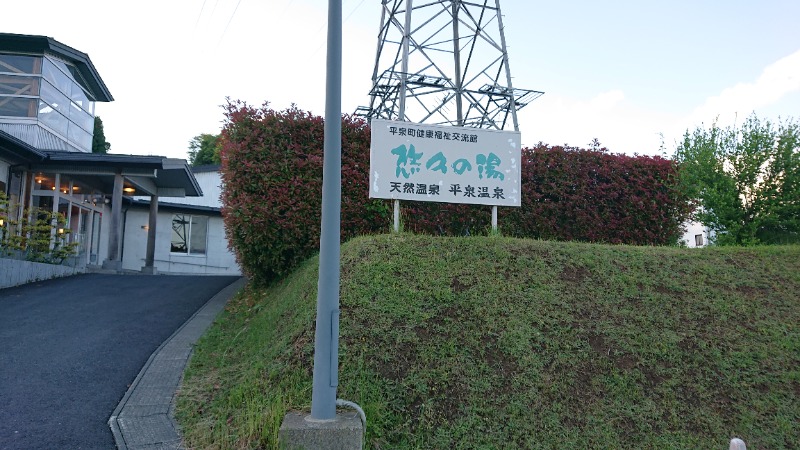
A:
[0,33,239,280]
[122,165,240,275]
[681,220,712,248]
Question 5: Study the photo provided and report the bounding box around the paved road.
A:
[0,274,240,450]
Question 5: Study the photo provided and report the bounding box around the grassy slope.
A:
[176,235,800,449]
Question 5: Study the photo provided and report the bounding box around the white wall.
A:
[154,171,223,208]
[682,221,711,248]
[0,258,85,289]
[121,208,241,275]
[132,170,223,208]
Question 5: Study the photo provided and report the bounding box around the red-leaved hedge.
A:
[219,101,690,284]
[219,101,388,284]
[503,144,690,245]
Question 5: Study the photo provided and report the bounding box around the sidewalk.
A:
[108,277,247,450]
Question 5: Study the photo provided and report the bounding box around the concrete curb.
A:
[109,277,247,450]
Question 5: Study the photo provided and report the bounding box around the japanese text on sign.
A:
[369,119,521,207]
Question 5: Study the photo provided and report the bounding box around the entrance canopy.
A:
[34,151,202,198]
[1,130,202,199]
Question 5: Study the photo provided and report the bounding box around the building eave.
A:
[32,152,202,198]
[125,197,222,215]
[0,129,46,164]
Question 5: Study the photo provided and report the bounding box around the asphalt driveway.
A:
[0,274,240,450]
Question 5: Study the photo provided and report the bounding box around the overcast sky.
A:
[5,0,799,160]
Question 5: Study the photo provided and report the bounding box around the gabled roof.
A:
[0,33,113,102]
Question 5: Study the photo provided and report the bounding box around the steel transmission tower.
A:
[356,0,543,131]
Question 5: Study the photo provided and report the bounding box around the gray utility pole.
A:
[357,0,542,232]
[310,0,342,421]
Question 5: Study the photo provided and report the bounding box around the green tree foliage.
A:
[92,116,111,154]
[188,133,221,166]
[674,114,800,245]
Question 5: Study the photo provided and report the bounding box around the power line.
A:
[312,0,368,56]
[194,0,208,29]
[345,0,367,23]
[209,0,220,19]
[276,0,297,24]
[219,0,244,44]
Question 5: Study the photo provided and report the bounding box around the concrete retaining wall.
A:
[0,258,85,289]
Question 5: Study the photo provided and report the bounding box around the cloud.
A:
[589,90,625,111]
[518,90,672,155]
[688,49,800,126]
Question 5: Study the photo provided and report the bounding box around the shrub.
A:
[220,101,690,283]
[1,205,79,264]
[402,144,690,246]
[219,101,389,285]
[503,144,690,245]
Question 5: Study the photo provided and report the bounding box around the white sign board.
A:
[369,119,521,207]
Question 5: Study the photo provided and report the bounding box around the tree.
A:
[92,116,111,154]
[188,133,221,166]
[674,114,800,245]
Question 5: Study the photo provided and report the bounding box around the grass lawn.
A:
[175,235,800,449]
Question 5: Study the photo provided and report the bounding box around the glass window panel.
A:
[42,58,72,96]
[0,75,40,96]
[34,195,53,209]
[40,80,70,116]
[65,65,94,101]
[69,103,94,132]
[34,173,57,191]
[70,84,93,112]
[190,216,208,255]
[0,55,40,74]
[171,214,189,253]
[38,100,69,136]
[0,96,37,117]
[68,123,92,152]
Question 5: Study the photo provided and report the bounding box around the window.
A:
[0,75,40,96]
[0,55,41,75]
[695,234,704,247]
[171,214,208,255]
[42,58,73,96]
[40,56,96,152]
[0,96,37,118]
